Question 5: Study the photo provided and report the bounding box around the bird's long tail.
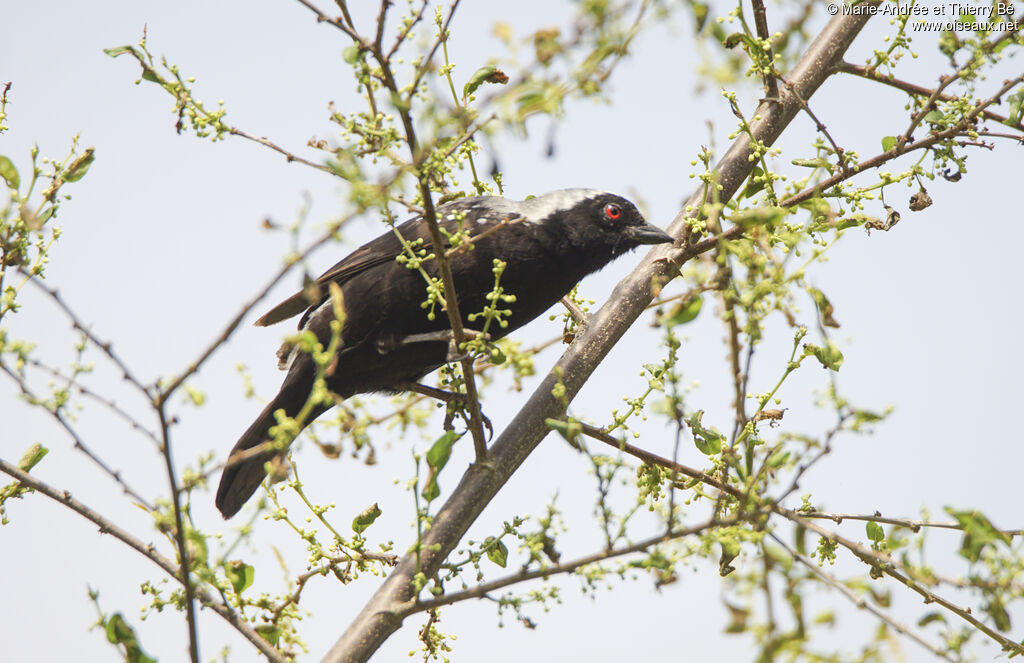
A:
[215,365,322,519]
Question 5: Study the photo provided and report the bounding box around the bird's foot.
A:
[399,381,494,441]
[560,296,591,343]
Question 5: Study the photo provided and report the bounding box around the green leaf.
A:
[865,521,884,542]
[808,287,839,328]
[426,430,458,469]
[722,32,757,50]
[765,449,789,469]
[35,206,55,226]
[342,43,363,65]
[422,430,460,501]
[17,443,48,472]
[664,295,703,327]
[762,543,793,571]
[719,540,740,576]
[462,65,508,99]
[103,45,136,58]
[690,2,710,31]
[985,596,1012,632]
[804,341,843,371]
[225,561,254,594]
[185,527,208,566]
[389,90,410,113]
[63,147,95,183]
[0,155,19,191]
[739,166,765,200]
[918,611,946,627]
[104,613,156,663]
[946,507,1012,563]
[256,625,281,646]
[694,430,722,456]
[485,537,508,568]
[791,157,831,169]
[732,205,786,229]
[545,418,582,445]
[1005,89,1023,127]
[352,502,382,534]
[881,135,897,152]
[923,110,944,124]
[688,411,723,456]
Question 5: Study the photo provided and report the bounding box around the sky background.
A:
[2,1,1022,662]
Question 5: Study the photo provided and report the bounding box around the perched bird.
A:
[215,189,673,518]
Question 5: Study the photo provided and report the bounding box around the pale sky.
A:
[2,2,1022,662]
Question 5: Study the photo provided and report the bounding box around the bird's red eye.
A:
[604,203,621,220]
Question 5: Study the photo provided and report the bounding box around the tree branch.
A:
[399,517,727,617]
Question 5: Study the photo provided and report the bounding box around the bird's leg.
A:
[560,296,590,342]
[399,381,494,440]
[400,381,461,402]
[393,328,489,362]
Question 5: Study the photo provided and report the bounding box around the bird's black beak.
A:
[627,223,674,245]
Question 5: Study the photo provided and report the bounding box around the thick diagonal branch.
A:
[324,7,879,663]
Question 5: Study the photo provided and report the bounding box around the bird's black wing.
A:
[255,238,406,327]
[254,198,519,327]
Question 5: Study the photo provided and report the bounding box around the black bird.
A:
[215,189,673,518]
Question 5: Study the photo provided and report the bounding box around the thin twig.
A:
[399,518,727,617]
[779,75,850,172]
[387,0,430,60]
[750,0,780,100]
[294,0,367,45]
[0,361,155,510]
[836,62,1014,126]
[25,357,161,446]
[797,510,1023,536]
[228,126,335,174]
[23,275,149,395]
[156,404,199,663]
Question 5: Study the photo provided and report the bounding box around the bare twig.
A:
[0,361,155,510]
[228,126,335,174]
[836,62,1015,126]
[294,0,367,45]
[25,357,161,446]
[779,75,850,172]
[796,510,1023,536]
[387,0,430,60]
[23,275,149,395]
